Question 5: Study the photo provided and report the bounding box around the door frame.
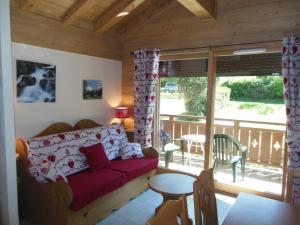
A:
[0,0,19,224]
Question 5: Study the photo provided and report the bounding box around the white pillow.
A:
[120,142,144,160]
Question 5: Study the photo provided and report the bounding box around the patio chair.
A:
[160,129,183,168]
[194,168,218,225]
[213,133,248,183]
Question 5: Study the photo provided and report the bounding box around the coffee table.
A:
[148,173,195,224]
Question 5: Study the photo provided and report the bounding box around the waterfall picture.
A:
[16,60,56,103]
[83,80,102,100]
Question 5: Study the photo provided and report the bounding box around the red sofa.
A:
[68,157,158,211]
[17,119,159,225]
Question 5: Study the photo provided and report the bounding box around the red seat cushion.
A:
[109,157,158,182]
[68,168,125,211]
[79,143,111,171]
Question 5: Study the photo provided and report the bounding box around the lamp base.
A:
[120,119,126,130]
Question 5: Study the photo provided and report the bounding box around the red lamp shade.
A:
[115,107,129,119]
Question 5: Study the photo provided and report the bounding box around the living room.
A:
[1,0,300,225]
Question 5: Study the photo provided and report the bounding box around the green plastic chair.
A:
[213,133,248,183]
[160,129,183,168]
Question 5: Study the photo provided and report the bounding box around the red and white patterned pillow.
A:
[40,158,67,183]
[85,124,128,159]
[120,142,144,160]
[25,124,128,183]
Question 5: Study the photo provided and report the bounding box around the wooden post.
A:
[233,120,240,139]
[204,50,216,169]
[170,116,175,138]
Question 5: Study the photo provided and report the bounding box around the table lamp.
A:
[115,106,129,128]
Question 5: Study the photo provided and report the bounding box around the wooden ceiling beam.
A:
[95,0,146,34]
[62,0,95,25]
[19,0,40,11]
[177,0,216,18]
[117,0,175,35]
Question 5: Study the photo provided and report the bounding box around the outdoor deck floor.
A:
[159,151,283,195]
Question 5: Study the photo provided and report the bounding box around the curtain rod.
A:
[129,39,282,55]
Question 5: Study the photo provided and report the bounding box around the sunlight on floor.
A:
[160,151,283,195]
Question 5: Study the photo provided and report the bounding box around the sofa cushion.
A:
[68,168,126,211]
[109,157,158,182]
[40,158,67,183]
[85,124,128,160]
[120,142,144,160]
[25,130,90,183]
[79,143,111,171]
[25,125,128,183]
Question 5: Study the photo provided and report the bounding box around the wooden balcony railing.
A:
[160,114,286,166]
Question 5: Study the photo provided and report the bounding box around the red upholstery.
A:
[79,143,111,171]
[68,168,125,211]
[109,157,158,182]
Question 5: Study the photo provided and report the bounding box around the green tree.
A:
[177,77,208,116]
[223,76,283,103]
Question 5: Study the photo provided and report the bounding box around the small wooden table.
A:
[181,134,206,166]
[148,173,195,224]
[222,192,300,225]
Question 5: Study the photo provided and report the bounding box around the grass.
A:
[231,101,284,115]
[160,92,182,99]
[230,98,284,104]
[160,91,285,117]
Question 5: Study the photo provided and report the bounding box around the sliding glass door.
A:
[212,52,286,198]
[155,48,287,200]
[158,57,209,174]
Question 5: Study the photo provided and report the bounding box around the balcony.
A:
[160,114,286,195]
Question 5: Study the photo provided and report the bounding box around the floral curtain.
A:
[283,36,300,205]
[133,49,160,148]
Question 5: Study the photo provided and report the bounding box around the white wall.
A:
[0,0,19,224]
[12,42,122,138]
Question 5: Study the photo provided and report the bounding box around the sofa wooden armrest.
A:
[142,147,159,158]
[22,179,73,225]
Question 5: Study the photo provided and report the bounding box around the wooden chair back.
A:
[193,168,218,225]
[146,196,189,225]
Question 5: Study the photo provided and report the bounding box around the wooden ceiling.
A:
[11,0,217,35]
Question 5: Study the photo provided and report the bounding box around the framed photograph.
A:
[16,60,56,103]
[83,80,103,100]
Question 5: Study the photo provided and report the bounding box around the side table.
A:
[148,173,195,225]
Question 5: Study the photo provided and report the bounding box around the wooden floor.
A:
[160,151,283,194]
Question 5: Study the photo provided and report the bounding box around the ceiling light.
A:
[116,11,129,17]
[233,48,267,55]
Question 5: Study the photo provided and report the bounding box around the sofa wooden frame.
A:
[16,119,159,225]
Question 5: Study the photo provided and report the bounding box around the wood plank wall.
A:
[121,0,300,106]
[10,7,122,60]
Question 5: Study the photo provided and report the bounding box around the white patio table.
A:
[180,134,206,166]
